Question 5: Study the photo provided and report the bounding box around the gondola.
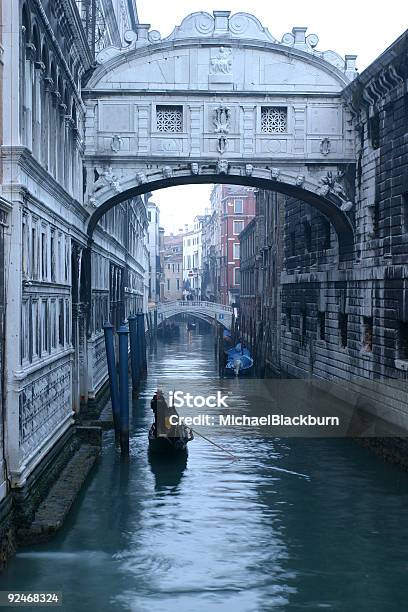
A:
[148,391,194,454]
[148,426,193,454]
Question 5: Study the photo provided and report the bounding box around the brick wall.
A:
[277,31,408,427]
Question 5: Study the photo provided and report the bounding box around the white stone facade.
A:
[183,218,206,299]
[0,0,145,491]
[146,200,161,304]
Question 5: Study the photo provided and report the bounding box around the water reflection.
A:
[148,452,188,491]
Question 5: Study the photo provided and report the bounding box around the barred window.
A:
[261,107,287,133]
[156,105,183,133]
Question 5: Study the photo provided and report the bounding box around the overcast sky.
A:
[138,0,407,234]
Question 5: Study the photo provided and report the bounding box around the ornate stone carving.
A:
[217,159,229,174]
[148,30,162,43]
[245,164,254,177]
[93,166,121,194]
[340,201,353,212]
[190,163,200,175]
[136,171,147,185]
[271,167,281,180]
[363,64,404,106]
[162,166,173,179]
[228,13,276,41]
[281,28,346,71]
[213,105,231,134]
[210,47,232,75]
[19,361,72,461]
[106,169,121,193]
[217,136,228,155]
[295,174,305,186]
[320,137,331,156]
[111,135,122,153]
[318,171,353,210]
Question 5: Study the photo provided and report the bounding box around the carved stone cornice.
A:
[1,146,89,224]
[31,0,89,112]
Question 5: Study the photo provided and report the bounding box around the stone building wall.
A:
[278,30,408,429]
[0,0,147,489]
[239,190,284,375]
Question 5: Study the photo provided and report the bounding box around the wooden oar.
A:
[190,427,239,461]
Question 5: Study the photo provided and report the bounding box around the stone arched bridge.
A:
[154,300,234,330]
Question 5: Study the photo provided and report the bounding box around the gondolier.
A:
[149,390,194,454]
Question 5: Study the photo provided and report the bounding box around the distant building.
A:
[146,199,161,304]
[239,217,257,339]
[183,216,207,300]
[162,232,184,301]
[201,199,221,302]
[158,227,165,301]
[239,191,284,374]
[202,185,255,306]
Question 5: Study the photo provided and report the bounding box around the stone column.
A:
[2,0,21,147]
[43,76,54,171]
[3,189,23,482]
[24,43,35,148]
[71,244,82,413]
[57,101,67,184]
[32,62,44,160]
[50,88,60,178]
[64,115,73,194]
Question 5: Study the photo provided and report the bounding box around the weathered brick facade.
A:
[241,30,408,429]
[240,191,284,375]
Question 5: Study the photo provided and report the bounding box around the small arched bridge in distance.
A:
[153,300,234,331]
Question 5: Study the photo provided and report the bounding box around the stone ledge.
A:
[16,445,100,546]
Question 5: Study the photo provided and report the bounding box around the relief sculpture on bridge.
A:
[210,47,233,75]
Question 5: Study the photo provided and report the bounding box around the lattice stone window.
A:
[156,105,183,133]
[261,106,287,133]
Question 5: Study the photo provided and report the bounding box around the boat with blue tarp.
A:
[225,343,254,376]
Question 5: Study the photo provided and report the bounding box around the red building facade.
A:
[218,185,256,305]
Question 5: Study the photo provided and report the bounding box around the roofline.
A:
[343,27,408,96]
[85,36,351,90]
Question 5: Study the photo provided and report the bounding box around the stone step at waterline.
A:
[17,445,99,546]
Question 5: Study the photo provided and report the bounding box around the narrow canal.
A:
[2,326,408,611]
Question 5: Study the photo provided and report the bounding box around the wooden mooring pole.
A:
[103,322,120,443]
[117,323,130,456]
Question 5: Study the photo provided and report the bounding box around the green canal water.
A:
[2,327,408,611]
